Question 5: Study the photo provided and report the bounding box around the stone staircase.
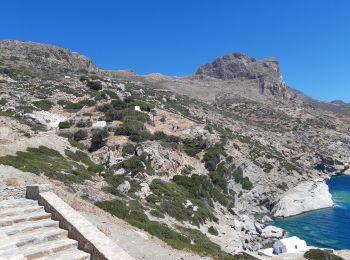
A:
[0,198,90,259]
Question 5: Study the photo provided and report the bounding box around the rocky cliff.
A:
[194,53,287,97]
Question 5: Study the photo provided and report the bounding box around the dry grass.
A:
[4,178,19,186]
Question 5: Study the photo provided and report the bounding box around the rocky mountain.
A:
[194,53,287,97]
[1,40,350,258]
[0,40,96,74]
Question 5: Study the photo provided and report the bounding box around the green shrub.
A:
[115,120,145,136]
[102,90,119,99]
[105,109,124,122]
[57,100,68,106]
[150,209,165,218]
[64,102,84,110]
[0,146,93,183]
[153,131,181,143]
[76,120,92,128]
[89,128,108,152]
[160,200,191,222]
[64,99,95,111]
[68,138,86,150]
[73,129,88,141]
[153,131,168,140]
[150,175,223,225]
[146,194,161,204]
[104,175,128,194]
[208,226,219,236]
[181,165,194,175]
[110,99,127,110]
[0,110,13,117]
[59,121,70,129]
[304,249,344,260]
[203,142,225,171]
[233,167,253,190]
[118,156,145,175]
[122,143,135,156]
[0,98,7,106]
[32,100,53,111]
[132,100,154,112]
[115,121,153,142]
[183,137,206,157]
[65,149,104,173]
[16,105,35,114]
[87,80,102,90]
[241,177,253,190]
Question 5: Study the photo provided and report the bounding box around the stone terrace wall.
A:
[26,185,133,260]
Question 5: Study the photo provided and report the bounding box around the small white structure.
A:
[64,75,71,79]
[92,121,107,128]
[134,106,141,112]
[258,248,274,257]
[273,236,308,255]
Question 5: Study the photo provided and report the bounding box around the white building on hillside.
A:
[92,121,106,128]
[273,236,308,255]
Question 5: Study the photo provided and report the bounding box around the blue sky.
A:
[1,0,349,102]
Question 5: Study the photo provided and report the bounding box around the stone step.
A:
[11,227,68,247]
[0,211,51,227]
[0,198,37,210]
[0,219,59,236]
[0,205,44,217]
[20,238,78,259]
[38,248,90,260]
[0,248,25,260]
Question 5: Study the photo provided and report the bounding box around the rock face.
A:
[272,179,334,217]
[0,40,96,73]
[117,181,131,194]
[194,53,287,97]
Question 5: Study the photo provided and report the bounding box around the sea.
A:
[273,176,350,250]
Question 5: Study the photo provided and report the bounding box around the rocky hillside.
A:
[0,40,350,258]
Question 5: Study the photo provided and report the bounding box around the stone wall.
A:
[26,185,133,260]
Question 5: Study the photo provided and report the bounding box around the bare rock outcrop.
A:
[0,40,96,74]
[272,179,333,217]
[194,53,287,97]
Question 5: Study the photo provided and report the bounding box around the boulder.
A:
[117,181,130,194]
[272,179,333,217]
[261,225,284,239]
[183,200,193,209]
[114,168,126,175]
[137,183,151,199]
[261,215,273,224]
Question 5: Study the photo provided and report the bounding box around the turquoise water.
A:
[273,176,350,250]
